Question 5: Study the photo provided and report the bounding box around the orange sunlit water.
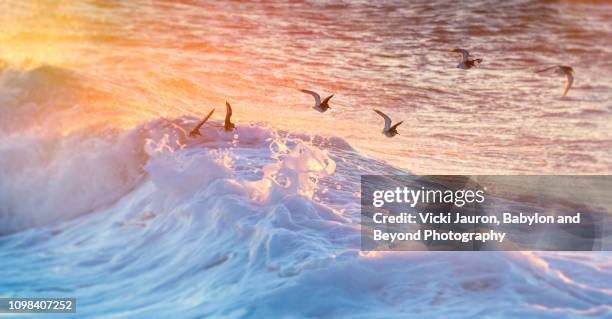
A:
[1,0,611,174]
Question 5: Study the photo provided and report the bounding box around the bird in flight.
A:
[189,108,215,137]
[536,65,574,98]
[224,101,235,131]
[299,89,334,112]
[374,109,403,137]
[450,48,483,69]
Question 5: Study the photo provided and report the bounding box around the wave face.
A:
[1,117,611,318]
[0,0,611,318]
[0,67,610,317]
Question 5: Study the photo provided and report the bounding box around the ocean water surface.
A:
[0,0,611,318]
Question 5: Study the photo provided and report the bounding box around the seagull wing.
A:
[390,121,403,131]
[374,109,392,131]
[453,48,470,62]
[321,94,334,106]
[190,108,215,135]
[225,101,232,127]
[535,65,558,73]
[300,89,321,106]
[563,72,573,97]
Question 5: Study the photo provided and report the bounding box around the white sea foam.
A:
[0,64,610,318]
[0,114,610,318]
[0,129,147,234]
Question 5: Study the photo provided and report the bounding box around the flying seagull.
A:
[189,108,215,137]
[450,48,483,69]
[224,101,235,131]
[374,109,403,137]
[299,89,333,112]
[536,65,574,97]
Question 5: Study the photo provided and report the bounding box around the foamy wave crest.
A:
[1,65,610,318]
[0,128,147,234]
[1,115,611,318]
[0,114,343,235]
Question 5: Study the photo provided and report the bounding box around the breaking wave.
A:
[0,64,610,318]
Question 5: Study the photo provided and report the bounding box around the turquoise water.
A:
[1,1,611,318]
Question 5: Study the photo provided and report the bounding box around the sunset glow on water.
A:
[1,1,611,318]
[2,0,611,174]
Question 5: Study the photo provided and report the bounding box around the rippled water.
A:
[1,0,611,174]
[1,1,612,318]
